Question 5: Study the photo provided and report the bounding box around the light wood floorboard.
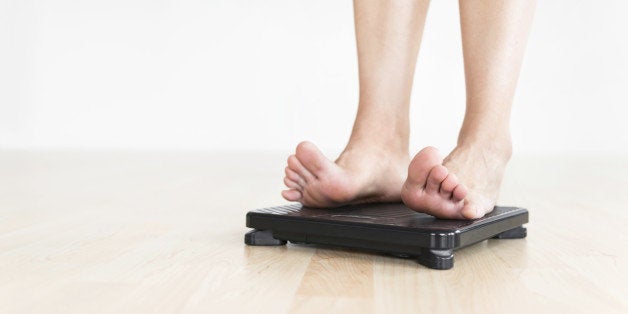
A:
[0,151,626,313]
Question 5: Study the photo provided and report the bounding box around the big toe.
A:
[461,203,481,219]
[460,197,495,219]
[406,146,444,186]
[295,141,332,176]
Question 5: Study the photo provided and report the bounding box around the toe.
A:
[452,184,468,202]
[439,173,459,199]
[284,177,301,190]
[295,141,331,176]
[285,167,305,186]
[287,154,314,181]
[461,200,495,219]
[461,203,481,219]
[406,146,443,187]
[282,189,302,202]
[425,165,448,194]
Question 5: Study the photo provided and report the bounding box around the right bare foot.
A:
[281,141,409,207]
[400,147,468,219]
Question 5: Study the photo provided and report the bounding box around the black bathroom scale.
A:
[244,203,528,270]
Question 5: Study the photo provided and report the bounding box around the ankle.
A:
[457,116,512,159]
[345,135,408,157]
[349,111,410,154]
[340,139,409,164]
[457,134,512,162]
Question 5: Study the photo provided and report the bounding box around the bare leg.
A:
[282,0,430,207]
[402,0,535,219]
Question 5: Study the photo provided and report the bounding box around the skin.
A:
[282,0,536,219]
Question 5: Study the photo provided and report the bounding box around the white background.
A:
[1,0,627,155]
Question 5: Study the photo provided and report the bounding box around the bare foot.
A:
[281,141,408,207]
[400,147,468,219]
[401,141,511,219]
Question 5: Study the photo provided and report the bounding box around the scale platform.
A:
[244,203,528,270]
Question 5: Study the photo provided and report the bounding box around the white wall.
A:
[1,0,627,154]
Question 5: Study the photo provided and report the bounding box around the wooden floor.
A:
[0,150,626,313]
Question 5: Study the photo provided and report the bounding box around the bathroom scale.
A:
[244,203,528,270]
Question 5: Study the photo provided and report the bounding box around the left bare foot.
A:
[401,140,511,219]
[281,141,408,207]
